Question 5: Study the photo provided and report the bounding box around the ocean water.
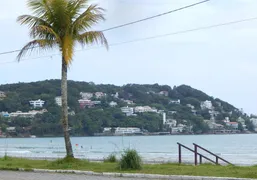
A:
[0,134,257,165]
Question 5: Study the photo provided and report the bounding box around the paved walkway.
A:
[0,171,148,180]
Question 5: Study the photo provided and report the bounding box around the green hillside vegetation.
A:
[0,80,253,137]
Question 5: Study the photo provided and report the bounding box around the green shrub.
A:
[104,154,117,163]
[54,156,80,164]
[2,155,11,161]
[119,149,142,170]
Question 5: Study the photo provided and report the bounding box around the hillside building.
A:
[29,99,45,108]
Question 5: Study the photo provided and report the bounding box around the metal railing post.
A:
[194,144,198,165]
[178,144,182,164]
[216,156,219,165]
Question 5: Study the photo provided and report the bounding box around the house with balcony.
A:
[169,99,180,105]
[121,106,135,116]
[78,99,94,108]
[80,92,93,100]
[29,99,45,108]
[166,119,177,127]
[114,127,141,135]
[134,106,157,113]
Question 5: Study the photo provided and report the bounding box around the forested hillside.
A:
[0,80,253,137]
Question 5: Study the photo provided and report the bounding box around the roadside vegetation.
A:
[1,156,257,179]
[119,149,142,170]
[104,153,117,163]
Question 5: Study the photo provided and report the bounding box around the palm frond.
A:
[17,0,108,64]
[17,39,57,61]
[67,0,88,18]
[17,15,51,28]
[72,4,105,33]
[27,0,53,21]
[77,31,108,49]
[30,25,61,42]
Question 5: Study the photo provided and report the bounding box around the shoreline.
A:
[1,132,256,138]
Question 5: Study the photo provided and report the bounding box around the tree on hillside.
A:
[17,0,108,158]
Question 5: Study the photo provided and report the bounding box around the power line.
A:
[1,16,257,66]
[0,0,210,56]
[0,49,22,56]
[102,0,210,32]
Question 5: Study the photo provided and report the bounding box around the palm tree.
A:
[17,0,108,158]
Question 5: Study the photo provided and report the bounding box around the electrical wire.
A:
[0,0,210,56]
[1,16,257,65]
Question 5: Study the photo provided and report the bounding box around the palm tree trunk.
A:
[61,56,74,158]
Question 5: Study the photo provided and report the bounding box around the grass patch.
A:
[0,157,257,179]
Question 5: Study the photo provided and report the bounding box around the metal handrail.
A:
[177,143,216,164]
[193,143,232,165]
[177,142,233,166]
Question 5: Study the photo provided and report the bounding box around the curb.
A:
[16,168,255,180]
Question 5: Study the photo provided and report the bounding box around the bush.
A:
[104,154,117,163]
[119,149,142,170]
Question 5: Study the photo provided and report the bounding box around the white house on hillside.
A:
[29,99,45,108]
[55,96,62,106]
[200,100,213,110]
[80,92,93,100]
[10,109,47,118]
[109,101,118,107]
[134,106,157,113]
[115,127,141,135]
[121,106,135,116]
[170,99,180,104]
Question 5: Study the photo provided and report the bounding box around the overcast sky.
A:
[0,0,257,114]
